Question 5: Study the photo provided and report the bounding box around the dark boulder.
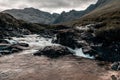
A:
[54,29,82,49]
[111,62,120,71]
[0,39,9,44]
[82,46,98,56]
[80,31,95,41]
[34,46,73,58]
[91,42,120,62]
[18,43,29,47]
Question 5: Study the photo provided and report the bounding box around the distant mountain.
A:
[2,0,119,25]
[4,5,98,24]
[3,8,59,24]
[53,5,96,24]
[53,0,115,24]
[66,0,120,26]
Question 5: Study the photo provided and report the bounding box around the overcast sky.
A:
[0,0,98,13]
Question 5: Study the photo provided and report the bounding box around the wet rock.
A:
[18,43,29,47]
[8,45,24,52]
[0,39,9,44]
[0,50,12,55]
[55,29,82,49]
[82,46,98,56]
[0,44,12,55]
[80,31,95,40]
[8,43,29,52]
[0,43,29,56]
[91,42,120,62]
[111,62,120,71]
[34,46,73,58]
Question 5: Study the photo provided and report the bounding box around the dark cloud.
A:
[0,0,97,13]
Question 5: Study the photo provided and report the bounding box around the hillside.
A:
[53,0,114,24]
[3,0,114,24]
[68,0,120,25]
[56,0,120,62]
[0,13,46,38]
[3,8,59,24]
[0,12,69,39]
[67,0,120,39]
[0,13,31,38]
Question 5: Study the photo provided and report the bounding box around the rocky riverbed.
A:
[0,34,119,80]
[0,23,120,80]
[0,34,94,58]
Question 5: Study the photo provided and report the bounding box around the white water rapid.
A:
[5,34,94,59]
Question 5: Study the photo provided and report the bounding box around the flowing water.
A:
[5,34,94,59]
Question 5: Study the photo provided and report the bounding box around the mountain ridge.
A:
[2,0,118,25]
[54,0,113,23]
[2,0,104,24]
[3,7,59,24]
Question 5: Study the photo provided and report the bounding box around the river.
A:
[5,34,94,59]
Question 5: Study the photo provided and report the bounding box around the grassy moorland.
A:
[64,0,120,42]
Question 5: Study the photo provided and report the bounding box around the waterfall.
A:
[3,34,94,59]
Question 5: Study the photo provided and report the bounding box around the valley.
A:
[0,0,120,80]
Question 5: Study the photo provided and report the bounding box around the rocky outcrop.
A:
[54,22,120,62]
[54,23,102,49]
[34,46,73,58]
[54,29,82,49]
[92,42,120,62]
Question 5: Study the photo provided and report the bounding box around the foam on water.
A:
[18,50,39,55]
[68,47,94,59]
[12,34,59,48]
[5,34,94,59]
[4,34,60,55]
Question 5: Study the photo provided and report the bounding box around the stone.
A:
[111,62,120,71]
[18,43,29,47]
[55,29,82,49]
[34,46,73,58]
